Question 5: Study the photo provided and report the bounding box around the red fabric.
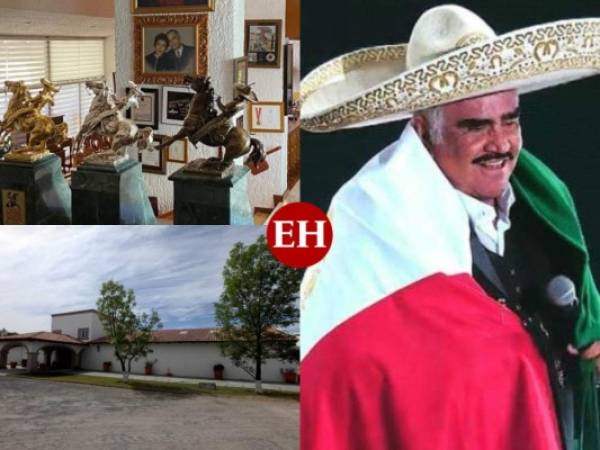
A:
[301,273,562,450]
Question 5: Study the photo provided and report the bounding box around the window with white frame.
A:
[77,327,90,340]
[0,37,105,138]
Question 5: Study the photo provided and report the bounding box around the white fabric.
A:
[300,123,472,359]
[458,185,516,256]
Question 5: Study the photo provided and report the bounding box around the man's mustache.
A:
[472,152,514,164]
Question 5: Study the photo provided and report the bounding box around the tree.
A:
[96,280,162,381]
[215,235,301,393]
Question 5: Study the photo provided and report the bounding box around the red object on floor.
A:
[301,273,562,450]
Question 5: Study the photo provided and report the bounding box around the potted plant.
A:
[144,359,157,375]
[166,368,173,377]
[102,361,112,372]
[213,363,224,380]
[9,361,17,369]
[281,368,298,384]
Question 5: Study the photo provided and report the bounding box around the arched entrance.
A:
[0,333,85,372]
[39,345,76,370]
[0,342,30,369]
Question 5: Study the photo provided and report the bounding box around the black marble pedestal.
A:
[169,164,253,225]
[72,159,156,225]
[0,154,71,224]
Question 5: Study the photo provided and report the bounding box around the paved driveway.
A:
[0,376,298,450]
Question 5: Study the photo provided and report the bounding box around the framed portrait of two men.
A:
[134,14,208,85]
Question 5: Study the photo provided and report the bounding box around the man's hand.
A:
[567,342,600,375]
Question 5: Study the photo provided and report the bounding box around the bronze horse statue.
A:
[157,76,266,171]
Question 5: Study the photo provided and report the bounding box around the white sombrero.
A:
[301,4,600,133]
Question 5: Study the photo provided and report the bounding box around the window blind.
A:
[80,83,94,123]
[49,39,104,83]
[0,39,47,89]
[49,83,81,137]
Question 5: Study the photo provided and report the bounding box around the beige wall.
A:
[0,0,114,17]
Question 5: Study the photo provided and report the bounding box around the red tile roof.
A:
[89,328,297,344]
[0,332,85,345]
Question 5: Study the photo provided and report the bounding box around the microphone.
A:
[546,275,578,309]
[546,275,579,341]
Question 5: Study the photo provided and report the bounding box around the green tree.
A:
[215,235,301,393]
[96,280,162,381]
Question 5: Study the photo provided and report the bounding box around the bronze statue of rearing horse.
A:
[157,75,266,170]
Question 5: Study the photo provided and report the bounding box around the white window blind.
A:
[80,83,94,118]
[0,39,47,89]
[49,40,104,83]
[49,83,81,136]
[0,92,8,117]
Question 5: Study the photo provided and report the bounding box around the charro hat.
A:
[300,4,600,133]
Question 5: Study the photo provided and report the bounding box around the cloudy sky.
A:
[0,226,264,333]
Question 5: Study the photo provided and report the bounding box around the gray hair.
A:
[416,106,444,145]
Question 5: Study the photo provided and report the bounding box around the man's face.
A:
[168,33,182,50]
[417,90,522,205]
[155,40,168,56]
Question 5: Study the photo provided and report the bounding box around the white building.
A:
[0,310,298,384]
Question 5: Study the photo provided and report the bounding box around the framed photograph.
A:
[134,14,208,85]
[248,101,285,133]
[233,56,248,95]
[162,87,194,125]
[167,138,189,163]
[244,20,282,68]
[126,87,160,129]
[2,189,26,225]
[139,134,167,174]
[131,0,215,14]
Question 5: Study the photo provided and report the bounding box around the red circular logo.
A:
[266,202,333,268]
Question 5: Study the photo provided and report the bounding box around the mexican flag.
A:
[300,125,600,450]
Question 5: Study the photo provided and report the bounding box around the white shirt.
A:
[457,185,516,256]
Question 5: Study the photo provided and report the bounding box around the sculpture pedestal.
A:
[72,159,156,225]
[169,164,253,225]
[0,154,71,225]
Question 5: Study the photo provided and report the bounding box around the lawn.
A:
[13,373,299,400]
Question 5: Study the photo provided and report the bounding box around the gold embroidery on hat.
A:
[302,20,600,132]
[455,32,489,49]
[534,40,560,62]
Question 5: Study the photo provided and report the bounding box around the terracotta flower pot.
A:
[144,366,152,375]
[103,362,112,372]
[282,370,298,384]
[9,362,17,369]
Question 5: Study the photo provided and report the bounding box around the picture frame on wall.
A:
[283,43,294,116]
[131,0,215,14]
[162,86,194,125]
[248,101,285,133]
[167,138,189,163]
[126,87,160,130]
[134,14,208,85]
[244,19,282,68]
[139,134,167,174]
[233,56,248,96]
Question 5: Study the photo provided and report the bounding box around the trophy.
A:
[157,75,267,177]
[74,80,154,165]
[0,79,68,162]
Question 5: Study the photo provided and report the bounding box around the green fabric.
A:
[512,148,600,450]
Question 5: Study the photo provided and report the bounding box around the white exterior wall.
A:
[51,311,104,341]
[245,0,289,209]
[80,342,297,383]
